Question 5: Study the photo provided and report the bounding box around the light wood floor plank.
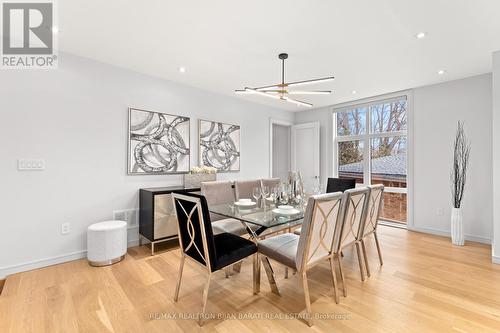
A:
[1,226,499,332]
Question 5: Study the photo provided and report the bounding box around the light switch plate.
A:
[18,159,45,171]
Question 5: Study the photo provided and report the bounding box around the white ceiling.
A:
[58,0,500,111]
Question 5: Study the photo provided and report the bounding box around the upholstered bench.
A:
[87,220,127,266]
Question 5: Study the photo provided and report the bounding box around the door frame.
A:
[269,118,294,178]
[291,121,321,185]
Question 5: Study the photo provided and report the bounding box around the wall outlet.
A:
[436,208,444,216]
[113,209,138,228]
[18,159,45,171]
[61,223,70,235]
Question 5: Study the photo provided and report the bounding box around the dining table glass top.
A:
[208,201,305,229]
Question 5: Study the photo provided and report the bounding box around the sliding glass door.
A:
[334,97,408,223]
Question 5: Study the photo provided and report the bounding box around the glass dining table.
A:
[209,200,306,295]
[209,201,306,239]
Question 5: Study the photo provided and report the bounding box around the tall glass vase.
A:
[451,207,464,246]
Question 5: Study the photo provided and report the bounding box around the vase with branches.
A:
[450,121,471,246]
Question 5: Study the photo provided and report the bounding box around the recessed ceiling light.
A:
[178,66,186,73]
[352,90,357,94]
[415,32,426,39]
[437,69,446,75]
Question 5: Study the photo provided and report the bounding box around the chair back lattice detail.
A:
[337,188,370,251]
[178,200,206,264]
[296,192,344,271]
[363,185,384,237]
[172,193,216,271]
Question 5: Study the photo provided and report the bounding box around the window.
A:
[334,97,408,223]
[338,140,364,184]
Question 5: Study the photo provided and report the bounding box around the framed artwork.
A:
[199,119,240,172]
[128,108,190,174]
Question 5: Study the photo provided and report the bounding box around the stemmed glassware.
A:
[270,186,279,206]
[261,186,270,208]
[252,187,262,208]
[279,183,290,205]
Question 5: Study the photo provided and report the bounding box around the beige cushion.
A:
[258,233,299,269]
[296,192,344,271]
[261,178,280,190]
[363,184,384,237]
[201,181,235,222]
[234,180,261,201]
[212,218,246,235]
[338,187,370,251]
[201,181,235,205]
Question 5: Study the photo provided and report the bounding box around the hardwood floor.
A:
[1,227,500,332]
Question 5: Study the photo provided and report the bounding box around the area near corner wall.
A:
[0,52,294,278]
[295,74,493,245]
[492,50,500,264]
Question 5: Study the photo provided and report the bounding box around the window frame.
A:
[332,94,410,221]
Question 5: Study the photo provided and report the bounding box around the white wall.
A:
[295,74,493,244]
[0,53,293,278]
[412,74,492,243]
[493,51,500,263]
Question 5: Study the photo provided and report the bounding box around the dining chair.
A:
[256,192,345,326]
[326,177,356,193]
[202,180,260,276]
[201,181,248,236]
[261,178,280,192]
[171,192,258,326]
[359,184,384,277]
[294,177,356,236]
[335,187,370,288]
[234,179,262,201]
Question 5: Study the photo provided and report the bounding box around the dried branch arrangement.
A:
[451,121,471,208]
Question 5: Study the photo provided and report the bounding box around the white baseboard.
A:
[493,255,500,264]
[407,225,491,244]
[128,238,140,247]
[0,237,142,280]
[0,250,87,279]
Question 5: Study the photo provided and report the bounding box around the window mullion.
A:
[365,107,371,185]
[337,134,365,142]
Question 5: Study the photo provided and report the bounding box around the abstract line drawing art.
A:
[128,108,190,174]
[199,119,240,172]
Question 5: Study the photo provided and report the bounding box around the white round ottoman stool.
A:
[87,220,127,267]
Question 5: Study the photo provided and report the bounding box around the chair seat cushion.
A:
[212,218,259,236]
[212,233,257,271]
[258,233,299,269]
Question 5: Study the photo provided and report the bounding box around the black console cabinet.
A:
[139,186,200,255]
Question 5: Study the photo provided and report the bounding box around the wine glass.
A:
[262,186,269,200]
[261,186,270,208]
[271,186,279,205]
[252,187,262,207]
[280,184,289,205]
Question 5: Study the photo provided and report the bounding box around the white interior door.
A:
[291,122,320,192]
[272,124,291,182]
